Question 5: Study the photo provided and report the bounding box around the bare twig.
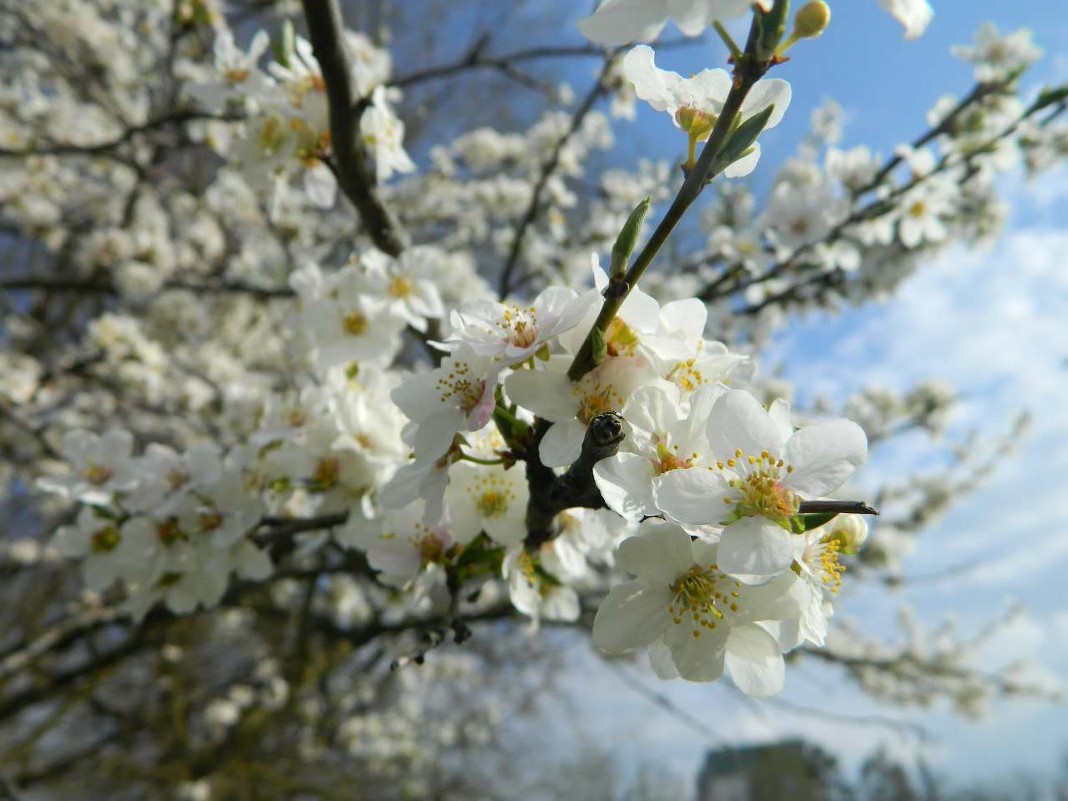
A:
[301,0,409,257]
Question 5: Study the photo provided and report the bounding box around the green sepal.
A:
[717,104,775,167]
[610,197,651,280]
[274,20,295,69]
[591,326,607,365]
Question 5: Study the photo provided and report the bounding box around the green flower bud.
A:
[792,1,832,40]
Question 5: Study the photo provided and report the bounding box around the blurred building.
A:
[695,740,842,801]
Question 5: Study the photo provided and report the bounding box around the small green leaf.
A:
[718,104,775,167]
[610,197,651,279]
[1029,84,1068,115]
[591,327,607,365]
[792,511,840,532]
[274,20,295,69]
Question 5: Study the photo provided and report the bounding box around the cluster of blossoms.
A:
[10,0,1064,710]
[185,21,412,206]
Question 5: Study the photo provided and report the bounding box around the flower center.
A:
[312,457,341,490]
[342,311,369,336]
[575,381,623,425]
[605,318,640,357]
[721,449,799,521]
[199,511,224,533]
[436,361,487,413]
[157,519,186,547]
[668,564,741,637]
[667,358,705,393]
[91,525,121,553]
[83,463,112,486]
[416,531,447,565]
[652,440,695,475]
[389,276,413,298]
[476,490,508,518]
[499,305,539,349]
[908,199,927,218]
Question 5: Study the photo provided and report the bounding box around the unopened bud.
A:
[822,513,869,554]
[792,1,831,40]
[675,106,715,140]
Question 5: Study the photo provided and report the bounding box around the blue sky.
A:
[546,0,1068,787]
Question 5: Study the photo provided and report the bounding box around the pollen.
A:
[436,361,487,413]
[497,304,540,350]
[724,449,800,521]
[468,474,516,519]
[668,358,705,392]
[668,565,742,636]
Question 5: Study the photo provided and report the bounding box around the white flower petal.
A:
[783,419,867,497]
[725,624,785,697]
[617,523,696,584]
[594,452,657,520]
[716,517,796,582]
[708,389,788,461]
[539,418,586,468]
[653,467,730,525]
[592,580,671,653]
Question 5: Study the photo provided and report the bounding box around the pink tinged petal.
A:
[592,580,672,653]
[538,419,586,468]
[783,419,868,497]
[579,0,670,45]
[617,523,696,584]
[707,389,788,462]
[652,468,731,525]
[663,615,728,682]
[716,517,796,583]
[594,453,657,521]
[725,624,785,697]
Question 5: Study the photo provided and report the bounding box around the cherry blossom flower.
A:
[654,389,867,582]
[622,45,791,177]
[445,462,529,547]
[37,428,137,505]
[441,285,593,365]
[592,522,800,694]
[578,0,756,46]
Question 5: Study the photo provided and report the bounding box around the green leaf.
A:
[1029,84,1068,115]
[591,326,607,365]
[274,20,295,69]
[610,197,651,279]
[792,512,840,532]
[718,104,775,167]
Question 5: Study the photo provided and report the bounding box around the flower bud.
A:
[821,513,869,554]
[792,1,831,40]
[674,106,715,141]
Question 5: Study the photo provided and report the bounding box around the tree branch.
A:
[300,0,409,257]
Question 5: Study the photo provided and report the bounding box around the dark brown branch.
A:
[300,0,408,257]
